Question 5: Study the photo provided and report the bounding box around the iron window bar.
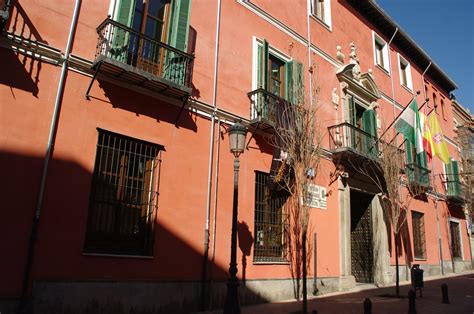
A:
[84,129,163,256]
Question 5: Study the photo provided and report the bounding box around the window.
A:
[449,220,462,259]
[84,130,162,256]
[441,99,446,120]
[373,32,389,73]
[112,0,191,51]
[269,54,286,97]
[398,54,413,90]
[433,93,438,113]
[412,211,426,259]
[254,172,289,263]
[347,95,378,157]
[251,39,304,121]
[444,159,461,196]
[106,0,192,85]
[311,0,332,28]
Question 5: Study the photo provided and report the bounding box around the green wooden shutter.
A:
[348,96,356,126]
[117,0,135,26]
[168,0,192,51]
[362,109,377,157]
[405,141,415,182]
[348,96,357,150]
[286,60,304,105]
[163,0,192,85]
[449,160,461,196]
[111,0,136,62]
[260,39,269,90]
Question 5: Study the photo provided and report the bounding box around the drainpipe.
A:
[386,27,398,123]
[306,0,317,291]
[385,27,402,279]
[18,0,81,312]
[421,62,445,275]
[306,0,314,109]
[200,0,222,310]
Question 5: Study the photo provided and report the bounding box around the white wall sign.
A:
[306,184,327,209]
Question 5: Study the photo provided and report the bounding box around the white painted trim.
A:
[237,0,339,68]
[252,37,291,89]
[398,53,413,91]
[309,0,332,30]
[252,36,258,91]
[108,0,118,19]
[372,31,390,74]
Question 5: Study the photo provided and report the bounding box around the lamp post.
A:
[223,121,247,314]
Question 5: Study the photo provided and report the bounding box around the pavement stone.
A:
[204,270,474,313]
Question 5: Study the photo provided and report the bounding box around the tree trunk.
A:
[302,230,307,314]
[394,232,400,298]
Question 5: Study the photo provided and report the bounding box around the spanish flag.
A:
[419,113,433,161]
[428,113,450,164]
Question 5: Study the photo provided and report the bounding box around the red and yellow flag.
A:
[428,113,450,164]
[419,113,433,161]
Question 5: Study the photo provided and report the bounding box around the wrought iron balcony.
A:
[328,122,379,165]
[90,18,194,99]
[405,163,431,189]
[247,88,291,133]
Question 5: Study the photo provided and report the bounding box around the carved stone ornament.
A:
[332,87,339,107]
[336,45,345,63]
[349,42,361,82]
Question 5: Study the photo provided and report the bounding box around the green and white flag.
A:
[395,98,424,154]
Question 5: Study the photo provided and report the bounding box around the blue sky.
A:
[376,0,474,112]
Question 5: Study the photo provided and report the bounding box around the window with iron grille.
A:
[84,129,162,256]
[449,221,462,259]
[253,171,289,263]
[412,211,426,259]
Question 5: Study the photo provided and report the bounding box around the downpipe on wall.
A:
[18,0,82,312]
[201,0,222,310]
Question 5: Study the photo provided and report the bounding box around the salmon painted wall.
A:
[1,0,470,301]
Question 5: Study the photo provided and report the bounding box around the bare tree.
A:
[348,137,426,297]
[270,95,322,313]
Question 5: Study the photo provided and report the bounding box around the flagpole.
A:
[378,94,420,142]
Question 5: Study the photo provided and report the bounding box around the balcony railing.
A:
[445,179,468,203]
[248,88,290,130]
[94,18,194,90]
[406,163,431,188]
[328,122,379,160]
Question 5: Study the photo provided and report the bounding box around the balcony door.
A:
[348,96,378,157]
[132,0,171,75]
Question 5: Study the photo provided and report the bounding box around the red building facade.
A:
[0,0,471,312]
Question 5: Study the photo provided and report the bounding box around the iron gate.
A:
[350,192,374,283]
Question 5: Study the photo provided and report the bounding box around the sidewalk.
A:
[208,271,474,313]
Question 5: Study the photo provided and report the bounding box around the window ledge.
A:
[375,64,390,76]
[253,261,290,265]
[414,257,427,261]
[83,252,154,259]
[309,15,332,32]
[401,84,413,94]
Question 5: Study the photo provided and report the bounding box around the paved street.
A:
[207,271,474,313]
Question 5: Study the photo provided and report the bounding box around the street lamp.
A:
[223,121,247,314]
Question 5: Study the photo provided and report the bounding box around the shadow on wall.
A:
[89,80,199,133]
[0,150,269,314]
[0,1,52,97]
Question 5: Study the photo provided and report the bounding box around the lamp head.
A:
[228,121,248,157]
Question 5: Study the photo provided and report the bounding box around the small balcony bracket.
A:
[85,62,102,100]
[174,95,189,127]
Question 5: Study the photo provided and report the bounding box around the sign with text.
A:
[305,184,327,209]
